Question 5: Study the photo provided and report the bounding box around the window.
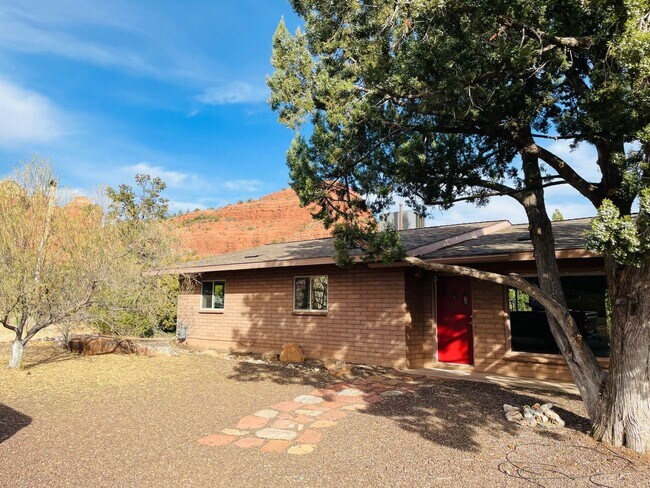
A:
[508,275,609,357]
[294,276,328,311]
[201,280,225,310]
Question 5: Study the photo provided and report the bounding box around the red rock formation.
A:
[174,188,331,256]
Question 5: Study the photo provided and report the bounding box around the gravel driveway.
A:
[1,343,648,487]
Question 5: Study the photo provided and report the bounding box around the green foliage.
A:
[92,174,184,337]
[269,0,650,266]
[586,194,650,265]
[552,209,564,221]
[107,174,169,221]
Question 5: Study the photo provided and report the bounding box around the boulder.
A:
[261,351,279,362]
[279,343,305,363]
[323,358,352,378]
[68,335,137,356]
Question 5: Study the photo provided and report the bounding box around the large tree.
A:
[268,1,650,452]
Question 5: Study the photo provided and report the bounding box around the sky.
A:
[0,0,601,225]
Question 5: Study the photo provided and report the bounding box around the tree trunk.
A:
[9,339,24,369]
[519,150,605,420]
[593,258,650,453]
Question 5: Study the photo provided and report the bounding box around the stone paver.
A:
[236,415,269,429]
[253,409,279,419]
[272,419,296,429]
[256,428,298,441]
[296,429,322,444]
[295,409,322,417]
[310,420,338,429]
[198,434,236,446]
[272,401,303,412]
[338,388,364,396]
[294,395,324,404]
[260,440,292,453]
[234,437,265,449]
[221,428,248,436]
[287,444,316,455]
[381,390,405,396]
[198,373,422,455]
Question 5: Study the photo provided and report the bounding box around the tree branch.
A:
[404,257,582,344]
[524,141,602,206]
[501,18,594,49]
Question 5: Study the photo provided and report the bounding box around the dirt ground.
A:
[1,342,648,488]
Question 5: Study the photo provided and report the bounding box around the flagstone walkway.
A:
[198,376,423,455]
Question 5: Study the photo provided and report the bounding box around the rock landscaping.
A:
[503,402,566,428]
[198,376,421,454]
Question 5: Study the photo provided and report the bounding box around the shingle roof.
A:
[171,219,508,272]
[421,217,593,259]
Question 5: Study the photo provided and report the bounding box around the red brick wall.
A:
[404,269,434,368]
[178,264,409,368]
[179,262,601,382]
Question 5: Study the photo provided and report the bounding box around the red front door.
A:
[437,276,473,364]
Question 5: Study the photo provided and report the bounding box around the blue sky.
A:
[0,0,600,224]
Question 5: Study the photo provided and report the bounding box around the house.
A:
[170,217,609,382]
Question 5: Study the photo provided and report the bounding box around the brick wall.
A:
[178,264,409,368]
[179,261,597,382]
[404,269,434,368]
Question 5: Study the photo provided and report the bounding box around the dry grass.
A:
[1,342,648,487]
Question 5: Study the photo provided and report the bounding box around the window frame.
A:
[506,273,609,358]
[293,275,328,312]
[200,280,226,311]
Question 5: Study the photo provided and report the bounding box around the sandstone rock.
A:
[68,335,137,356]
[380,390,405,397]
[532,403,541,410]
[323,359,352,378]
[253,409,279,419]
[287,444,316,455]
[295,409,323,417]
[294,395,324,405]
[255,428,297,441]
[261,351,279,362]
[520,417,538,428]
[221,428,248,436]
[339,388,364,397]
[540,403,554,413]
[506,411,524,422]
[503,404,518,413]
[546,410,565,427]
[279,343,305,363]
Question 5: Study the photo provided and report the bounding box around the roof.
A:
[420,217,594,260]
[167,219,509,273]
[165,217,597,274]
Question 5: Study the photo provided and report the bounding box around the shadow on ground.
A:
[0,404,32,443]
[361,379,589,452]
[227,359,331,388]
[227,359,590,452]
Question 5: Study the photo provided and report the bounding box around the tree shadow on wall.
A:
[0,404,32,443]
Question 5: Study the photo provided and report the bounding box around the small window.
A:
[294,276,328,311]
[201,280,225,310]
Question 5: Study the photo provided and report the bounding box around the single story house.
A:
[170,217,609,382]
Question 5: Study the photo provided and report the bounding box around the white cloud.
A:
[169,200,207,213]
[121,162,189,187]
[0,79,65,146]
[196,82,268,105]
[221,179,263,192]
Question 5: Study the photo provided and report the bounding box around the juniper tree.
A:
[269,1,650,452]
